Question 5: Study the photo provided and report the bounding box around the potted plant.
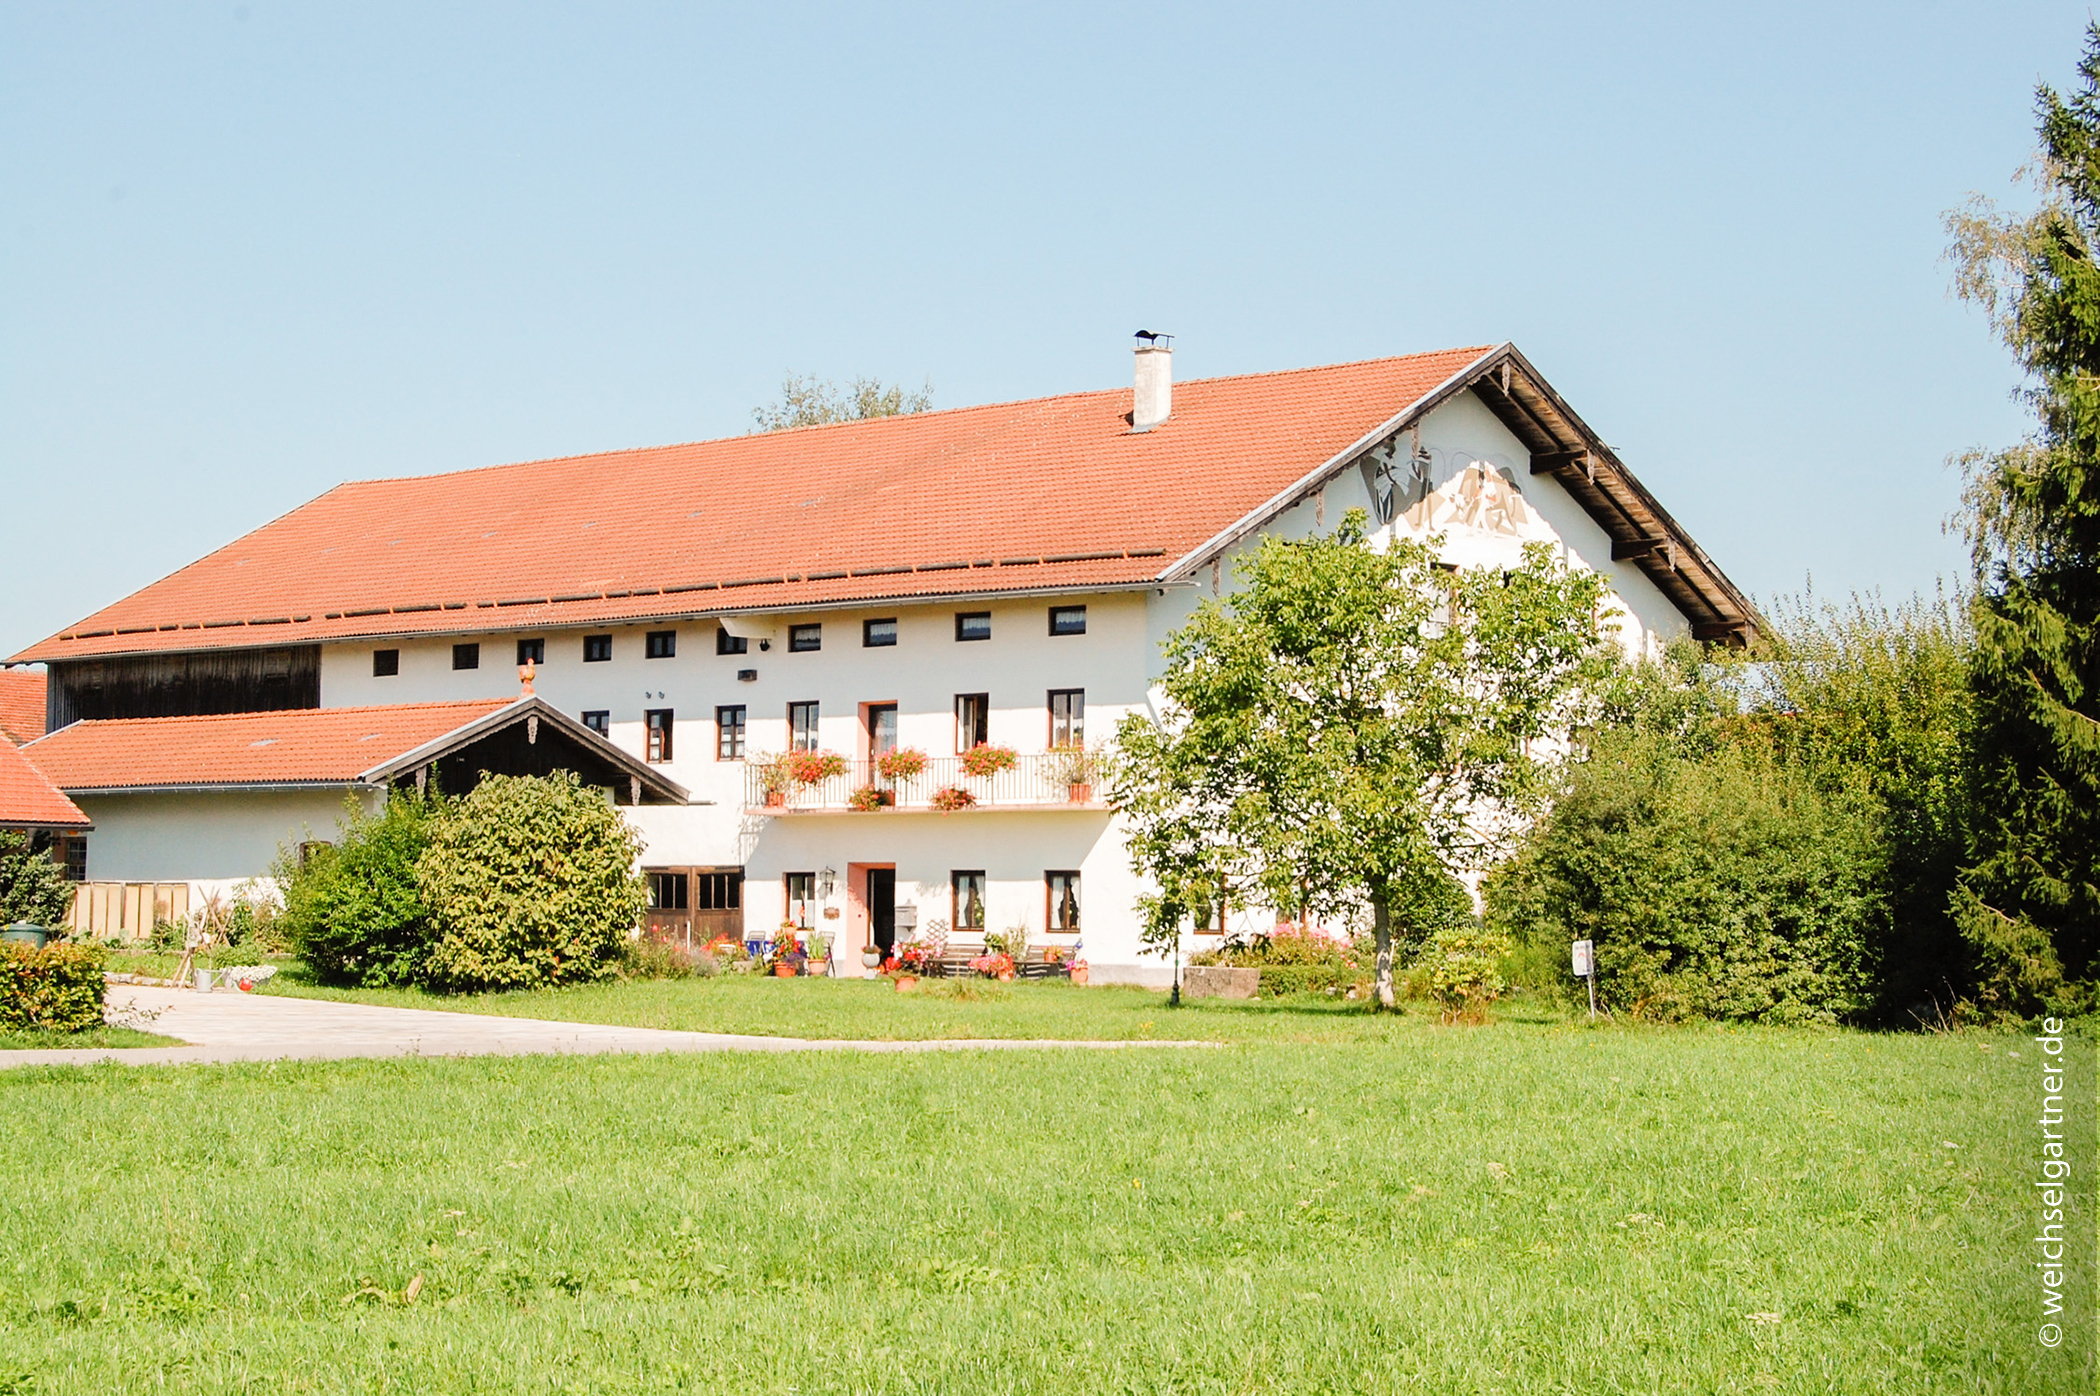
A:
[846,784,893,812]
[959,742,1018,779]
[757,756,791,808]
[771,922,804,977]
[861,944,883,969]
[1050,744,1097,802]
[876,747,928,781]
[785,750,847,785]
[929,785,977,812]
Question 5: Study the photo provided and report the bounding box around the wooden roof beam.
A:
[1611,537,1673,564]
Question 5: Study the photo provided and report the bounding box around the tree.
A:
[0,832,72,929]
[750,373,932,432]
[1944,28,2100,1009]
[416,771,647,992]
[277,789,440,988]
[1111,513,1621,1008]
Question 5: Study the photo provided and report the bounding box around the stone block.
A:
[1183,965,1260,1000]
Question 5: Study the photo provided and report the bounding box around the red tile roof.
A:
[25,701,512,792]
[0,670,45,744]
[16,348,1497,660]
[0,739,90,830]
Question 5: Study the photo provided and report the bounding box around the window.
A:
[646,629,677,659]
[1049,605,1087,636]
[955,611,991,642]
[1049,689,1085,747]
[60,835,86,882]
[583,634,613,662]
[952,871,987,933]
[788,623,821,652]
[788,701,820,752]
[716,705,747,759]
[452,642,480,671]
[582,710,610,736]
[697,869,742,912]
[785,872,817,930]
[648,871,689,911]
[516,638,544,666]
[716,628,748,656]
[955,693,989,753]
[373,648,399,677]
[863,617,898,647]
[645,709,674,763]
[1047,871,1081,932]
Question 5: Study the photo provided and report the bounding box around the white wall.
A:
[75,787,380,884]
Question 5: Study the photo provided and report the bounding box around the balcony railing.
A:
[745,752,1106,814]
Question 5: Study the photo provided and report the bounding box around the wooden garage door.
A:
[643,867,744,948]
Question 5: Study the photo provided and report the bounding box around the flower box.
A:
[959,743,1018,778]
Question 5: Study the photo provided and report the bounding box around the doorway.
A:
[866,703,898,787]
[867,866,897,956]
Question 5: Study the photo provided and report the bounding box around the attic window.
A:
[788,624,821,653]
[452,643,480,671]
[716,628,748,656]
[863,618,898,648]
[955,612,991,642]
[517,638,545,665]
[583,634,613,663]
[646,630,677,659]
[373,648,399,677]
[1049,606,1087,637]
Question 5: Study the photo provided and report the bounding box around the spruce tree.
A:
[1944,26,2100,1009]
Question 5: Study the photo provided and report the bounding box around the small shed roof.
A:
[0,739,91,831]
[24,698,689,804]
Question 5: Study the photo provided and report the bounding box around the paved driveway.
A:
[0,986,1211,1068]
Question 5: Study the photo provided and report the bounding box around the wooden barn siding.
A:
[49,646,321,726]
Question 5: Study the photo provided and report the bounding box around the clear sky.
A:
[0,2,2082,656]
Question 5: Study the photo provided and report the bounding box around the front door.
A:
[867,703,898,786]
[868,866,897,956]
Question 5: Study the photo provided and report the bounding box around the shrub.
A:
[1192,925,1370,996]
[0,831,72,929]
[1487,728,1883,1025]
[846,785,892,812]
[417,772,647,992]
[1420,927,1513,1022]
[619,938,717,980]
[0,942,105,1032]
[929,785,976,812]
[277,790,441,988]
[876,747,927,780]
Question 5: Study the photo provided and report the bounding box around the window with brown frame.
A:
[1046,870,1081,932]
[1049,689,1084,747]
[788,623,821,652]
[583,634,613,662]
[863,617,897,647]
[788,701,820,752]
[582,710,610,736]
[452,642,480,671]
[952,871,987,933]
[955,693,989,753]
[955,611,991,642]
[716,705,747,759]
[646,629,677,659]
[785,872,817,930]
[373,648,399,677]
[716,627,748,656]
[1048,605,1087,636]
[516,638,545,666]
[645,709,674,763]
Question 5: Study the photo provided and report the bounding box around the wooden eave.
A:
[1166,343,1763,647]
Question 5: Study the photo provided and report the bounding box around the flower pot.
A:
[861,949,883,970]
[1067,783,1092,803]
[764,791,786,808]
[894,974,918,992]
[1069,962,1090,986]
[773,962,797,978]
[998,971,1015,982]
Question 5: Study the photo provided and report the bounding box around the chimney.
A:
[1132,331,1173,430]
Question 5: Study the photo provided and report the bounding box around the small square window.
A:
[716,628,748,656]
[1049,606,1087,636]
[646,630,677,659]
[452,642,481,671]
[788,623,821,653]
[582,710,610,736]
[716,705,747,759]
[583,634,613,663]
[645,708,674,763]
[373,648,399,677]
[956,611,991,642]
[863,617,898,648]
[516,638,544,666]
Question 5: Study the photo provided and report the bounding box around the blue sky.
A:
[0,2,2082,654]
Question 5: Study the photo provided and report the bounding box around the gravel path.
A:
[0,986,1214,1068]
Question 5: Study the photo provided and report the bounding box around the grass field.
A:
[3,999,2091,1394]
[0,1024,176,1051]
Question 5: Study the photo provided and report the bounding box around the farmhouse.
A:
[13,340,1755,981]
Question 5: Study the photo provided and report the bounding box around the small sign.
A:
[1571,939,1594,977]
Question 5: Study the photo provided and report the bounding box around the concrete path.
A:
[0,986,1214,1068]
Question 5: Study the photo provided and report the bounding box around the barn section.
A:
[22,697,689,925]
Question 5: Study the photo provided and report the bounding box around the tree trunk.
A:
[1371,888,1396,1010]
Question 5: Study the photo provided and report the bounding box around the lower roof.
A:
[23,698,689,804]
[0,739,90,831]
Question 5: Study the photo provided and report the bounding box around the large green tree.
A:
[1112,514,1620,1008]
[1944,29,2100,1008]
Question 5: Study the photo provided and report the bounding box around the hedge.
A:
[0,942,106,1033]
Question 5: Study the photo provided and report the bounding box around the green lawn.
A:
[0,1024,177,1051]
[2,1016,2089,1394]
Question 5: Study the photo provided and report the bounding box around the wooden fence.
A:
[66,882,192,940]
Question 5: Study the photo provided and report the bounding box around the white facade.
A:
[74,787,378,892]
[274,387,1692,982]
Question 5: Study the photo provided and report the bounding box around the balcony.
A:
[744,752,1106,814]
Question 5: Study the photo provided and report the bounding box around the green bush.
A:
[277,790,441,987]
[1487,729,1883,1025]
[0,941,105,1032]
[1420,927,1513,1022]
[417,772,647,993]
[619,938,719,980]
[0,831,72,929]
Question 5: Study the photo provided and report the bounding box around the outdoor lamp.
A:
[818,867,835,900]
